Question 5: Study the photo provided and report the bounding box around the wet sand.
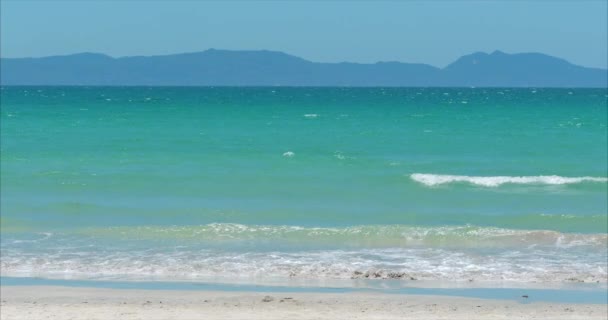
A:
[1,285,606,320]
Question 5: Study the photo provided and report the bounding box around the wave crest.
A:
[78,224,607,249]
[410,173,608,187]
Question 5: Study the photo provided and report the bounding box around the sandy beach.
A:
[1,285,605,320]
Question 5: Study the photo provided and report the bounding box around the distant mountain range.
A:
[1,49,606,87]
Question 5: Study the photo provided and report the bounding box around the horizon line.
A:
[1,85,606,89]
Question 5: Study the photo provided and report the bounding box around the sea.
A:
[1,87,607,291]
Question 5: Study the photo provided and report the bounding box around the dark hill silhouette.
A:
[442,50,606,87]
[1,49,606,87]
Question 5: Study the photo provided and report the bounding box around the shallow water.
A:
[1,87,607,287]
[2,277,607,304]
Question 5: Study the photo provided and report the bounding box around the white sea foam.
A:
[1,246,605,285]
[2,224,606,285]
[410,173,608,187]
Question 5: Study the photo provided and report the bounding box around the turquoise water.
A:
[1,87,607,287]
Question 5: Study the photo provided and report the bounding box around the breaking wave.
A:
[410,173,608,187]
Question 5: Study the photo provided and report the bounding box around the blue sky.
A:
[1,1,607,68]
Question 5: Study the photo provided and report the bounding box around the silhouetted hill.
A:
[442,50,607,87]
[1,49,606,87]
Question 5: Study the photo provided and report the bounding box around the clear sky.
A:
[1,1,607,68]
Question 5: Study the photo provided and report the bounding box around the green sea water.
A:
[1,87,607,286]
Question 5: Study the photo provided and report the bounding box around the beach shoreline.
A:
[1,285,606,320]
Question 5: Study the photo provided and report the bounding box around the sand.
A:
[1,285,606,320]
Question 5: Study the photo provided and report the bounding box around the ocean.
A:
[1,87,607,288]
